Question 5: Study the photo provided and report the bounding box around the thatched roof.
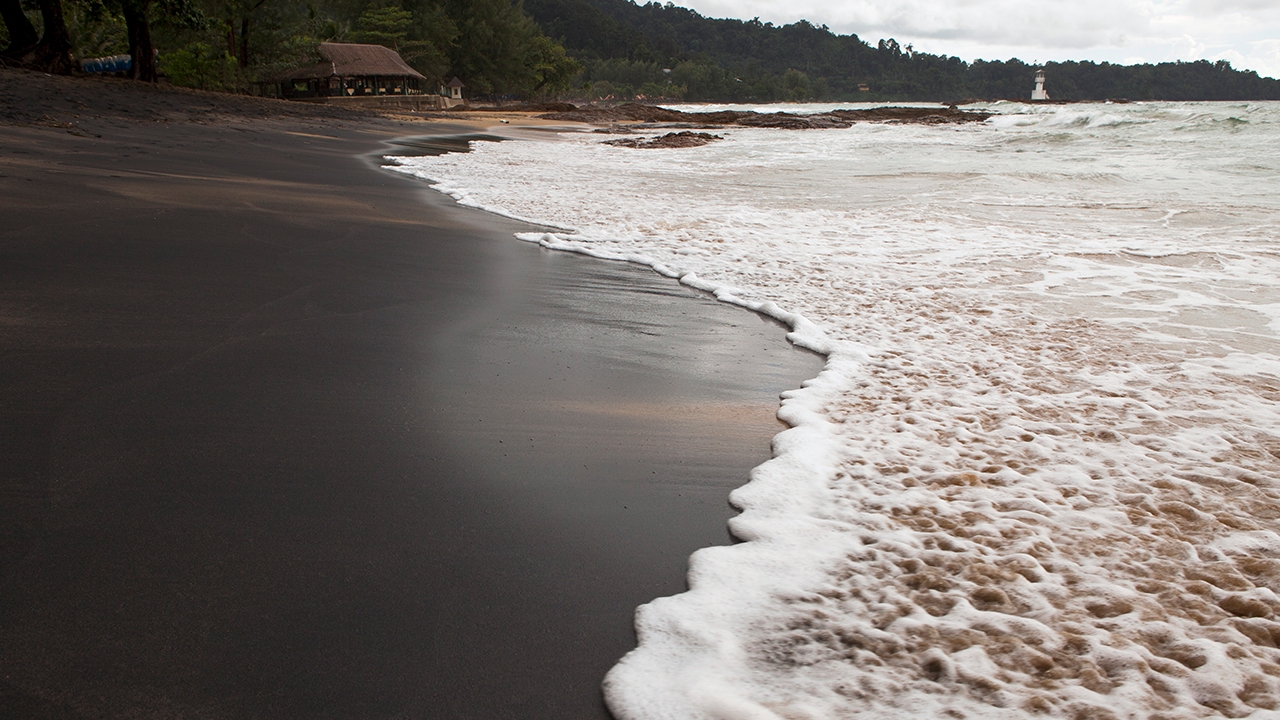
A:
[279,42,427,81]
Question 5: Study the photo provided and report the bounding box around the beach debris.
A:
[604,131,722,149]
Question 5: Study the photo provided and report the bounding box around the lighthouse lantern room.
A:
[1032,69,1049,100]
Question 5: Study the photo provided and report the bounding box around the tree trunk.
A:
[238,16,249,67]
[123,0,156,82]
[0,0,39,56]
[21,0,74,73]
[226,19,235,59]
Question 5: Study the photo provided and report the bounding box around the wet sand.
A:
[0,71,821,718]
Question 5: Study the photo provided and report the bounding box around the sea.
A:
[387,101,1280,720]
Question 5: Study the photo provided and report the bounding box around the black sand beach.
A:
[0,71,821,718]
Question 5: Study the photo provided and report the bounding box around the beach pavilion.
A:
[277,42,427,99]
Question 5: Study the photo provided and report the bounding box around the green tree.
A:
[402,0,455,78]
[65,0,128,59]
[0,0,39,54]
[349,4,405,45]
[1,0,76,72]
[526,32,580,93]
[159,39,236,87]
[348,2,453,80]
[107,0,201,81]
[779,67,809,100]
[216,0,274,67]
[441,0,536,95]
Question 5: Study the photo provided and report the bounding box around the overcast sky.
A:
[674,0,1280,79]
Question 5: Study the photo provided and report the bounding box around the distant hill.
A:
[524,0,1280,102]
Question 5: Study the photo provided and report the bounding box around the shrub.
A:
[161,43,240,91]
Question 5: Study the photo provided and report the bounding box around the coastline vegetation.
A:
[2,0,1278,101]
[527,0,1280,102]
[0,0,583,95]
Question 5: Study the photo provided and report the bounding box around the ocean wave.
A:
[386,101,1280,719]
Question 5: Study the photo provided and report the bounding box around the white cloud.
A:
[1168,34,1207,61]
[1238,38,1280,77]
[675,0,1280,78]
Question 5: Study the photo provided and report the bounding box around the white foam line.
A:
[518,232,834,355]
[385,156,834,356]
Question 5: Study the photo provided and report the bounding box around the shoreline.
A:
[419,97,1280,720]
[0,68,821,718]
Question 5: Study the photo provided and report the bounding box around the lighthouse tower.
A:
[1031,69,1049,100]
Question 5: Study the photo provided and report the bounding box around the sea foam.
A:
[388,101,1280,719]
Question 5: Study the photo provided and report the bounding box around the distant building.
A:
[277,42,427,99]
[1032,69,1049,101]
[445,77,465,100]
[858,83,870,92]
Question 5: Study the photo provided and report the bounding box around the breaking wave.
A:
[387,100,1280,719]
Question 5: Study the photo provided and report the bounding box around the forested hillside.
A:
[3,0,1277,101]
[0,0,580,95]
[526,0,1280,101]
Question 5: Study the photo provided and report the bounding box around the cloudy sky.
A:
[674,0,1280,79]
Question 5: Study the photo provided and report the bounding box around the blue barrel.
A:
[81,55,132,74]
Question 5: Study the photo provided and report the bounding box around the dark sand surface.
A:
[0,71,821,718]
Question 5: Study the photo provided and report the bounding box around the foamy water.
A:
[387,101,1280,719]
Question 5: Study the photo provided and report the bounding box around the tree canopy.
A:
[2,0,1276,100]
[1,0,580,96]
[526,0,1280,101]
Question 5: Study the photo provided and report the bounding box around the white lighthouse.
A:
[1031,69,1049,100]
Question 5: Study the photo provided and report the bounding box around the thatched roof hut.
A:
[278,42,427,98]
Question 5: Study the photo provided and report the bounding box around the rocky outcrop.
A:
[603,131,723,149]
[539,103,992,129]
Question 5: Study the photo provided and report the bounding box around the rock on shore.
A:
[604,131,723,149]
[540,103,992,129]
